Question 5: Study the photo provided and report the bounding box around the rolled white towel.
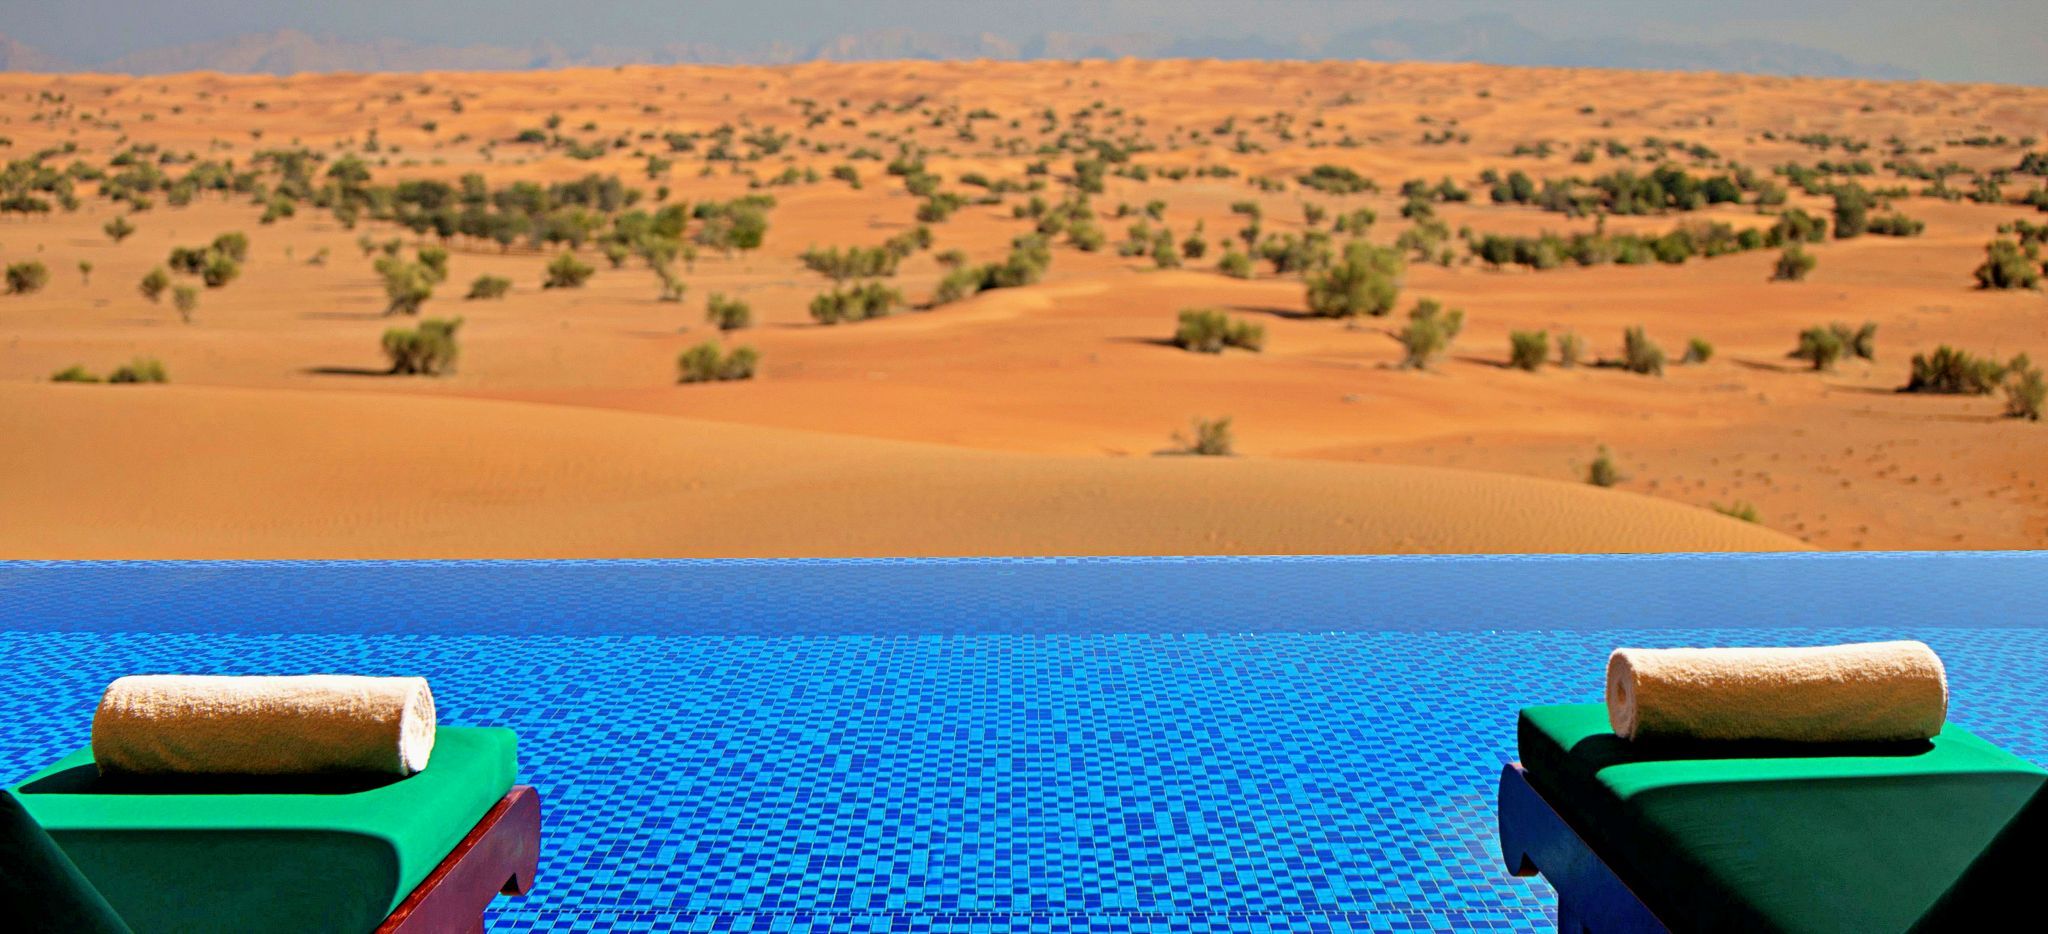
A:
[92,675,436,777]
[1606,641,1948,743]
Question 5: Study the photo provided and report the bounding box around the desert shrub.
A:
[139,267,170,302]
[1713,501,1761,523]
[1831,184,1872,239]
[382,317,462,375]
[1171,416,1234,456]
[933,265,986,305]
[1772,245,1816,281]
[1151,232,1181,269]
[1903,346,2010,394]
[78,260,92,284]
[1765,208,1828,246]
[1397,299,1464,370]
[50,365,99,383]
[5,260,49,295]
[375,256,436,315]
[1682,337,1714,364]
[1974,239,2041,289]
[171,285,198,322]
[1172,308,1263,353]
[1297,165,1375,195]
[1792,325,1844,371]
[1067,220,1107,252]
[1305,241,1403,318]
[706,292,754,331]
[2006,355,2045,421]
[1505,330,1549,371]
[107,357,168,383]
[1586,446,1620,487]
[198,251,239,288]
[801,244,898,282]
[1865,213,1924,236]
[103,215,136,243]
[1218,248,1254,279]
[677,341,758,382]
[1556,332,1584,368]
[1620,326,1665,376]
[1181,229,1208,260]
[466,275,512,300]
[809,282,901,324]
[1832,321,1878,360]
[543,252,595,289]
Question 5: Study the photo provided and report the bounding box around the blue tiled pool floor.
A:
[4,623,2046,933]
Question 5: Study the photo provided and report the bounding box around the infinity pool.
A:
[3,557,2044,932]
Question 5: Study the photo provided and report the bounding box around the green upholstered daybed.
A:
[1501,703,2048,933]
[4,727,538,934]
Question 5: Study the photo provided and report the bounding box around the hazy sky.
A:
[6,0,2044,84]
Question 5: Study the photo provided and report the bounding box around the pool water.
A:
[2,558,2044,932]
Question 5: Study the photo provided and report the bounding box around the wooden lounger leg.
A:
[376,784,542,933]
[1497,764,1667,934]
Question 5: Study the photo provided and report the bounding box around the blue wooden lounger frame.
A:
[1498,763,1668,933]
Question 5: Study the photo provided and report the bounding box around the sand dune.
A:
[0,59,2042,555]
[0,384,1804,557]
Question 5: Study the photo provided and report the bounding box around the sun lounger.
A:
[5,726,538,934]
[1499,703,2046,932]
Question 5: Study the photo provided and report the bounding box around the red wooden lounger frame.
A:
[1497,764,1669,934]
[376,784,541,934]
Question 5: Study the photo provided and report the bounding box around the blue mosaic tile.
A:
[2,559,2045,932]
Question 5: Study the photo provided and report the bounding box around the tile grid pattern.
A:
[2,625,2042,932]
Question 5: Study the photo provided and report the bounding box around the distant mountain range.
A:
[0,14,1918,81]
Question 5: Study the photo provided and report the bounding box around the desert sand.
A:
[1,59,2043,556]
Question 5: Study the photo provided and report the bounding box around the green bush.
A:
[707,292,754,330]
[1508,330,1549,371]
[1173,308,1263,353]
[50,364,99,383]
[1587,446,1620,487]
[1305,241,1403,318]
[1831,185,1872,239]
[199,251,239,288]
[2006,355,2045,421]
[1150,232,1181,269]
[677,341,759,382]
[1832,321,1878,361]
[1621,326,1664,376]
[800,244,898,282]
[382,317,462,375]
[140,267,170,302]
[1904,345,2010,394]
[466,275,512,300]
[1171,416,1235,456]
[5,260,48,295]
[1397,299,1465,370]
[210,232,249,263]
[1974,239,2041,289]
[103,215,136,243]
[1682,337,1714,364]
[1712,501,1760,523]
[376,256,436,315]
[107,357,168,383]
[1772,245,1816,281]
[1793,325,1844,371]
[1180,229,1208,260]
[1556,332,1584,368]
[171,285,198,322]
[1218,248,1253,279]
[544,251,595,288]
[809,282,901,324]
[1297,165,1375,195]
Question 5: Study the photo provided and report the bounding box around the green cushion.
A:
[10,726,516,934]
[1519,704,2046,933]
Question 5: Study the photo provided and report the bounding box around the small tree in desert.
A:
[1397,299,1464,370]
